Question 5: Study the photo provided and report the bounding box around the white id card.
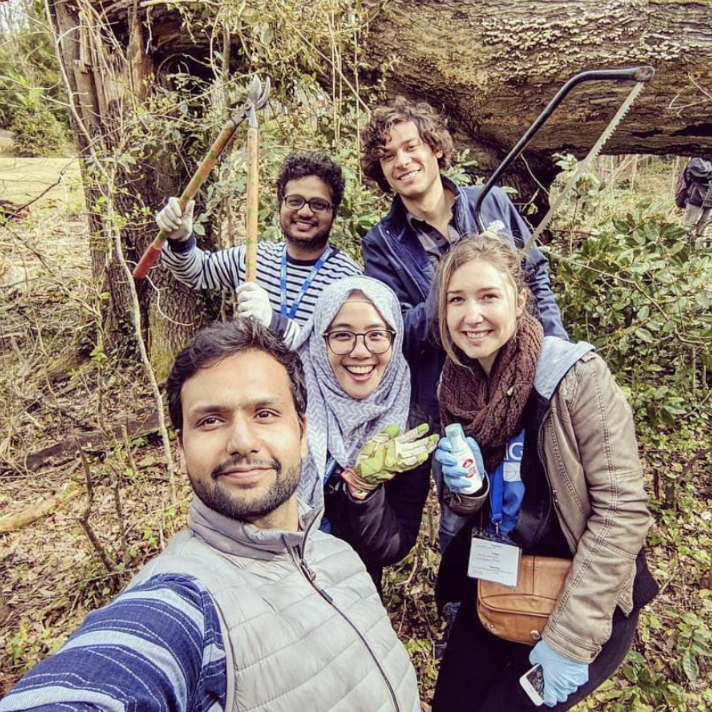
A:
[468,533,521,587]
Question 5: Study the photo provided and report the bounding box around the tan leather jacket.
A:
[541,350,653,664]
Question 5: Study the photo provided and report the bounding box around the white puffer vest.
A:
[129,498,420,712]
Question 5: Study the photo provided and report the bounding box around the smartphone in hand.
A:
[519,664,545,706]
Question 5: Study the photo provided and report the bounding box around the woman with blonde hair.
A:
[431,234,658,710]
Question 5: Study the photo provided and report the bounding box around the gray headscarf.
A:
[294,276,411,508]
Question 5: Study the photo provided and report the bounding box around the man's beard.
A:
[188,456,302,522]
[281,219,332,252]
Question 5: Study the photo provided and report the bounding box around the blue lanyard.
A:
[488,430,525,534]
[325,455,337,483]
[489,464,505,533]
[280,246,332,319]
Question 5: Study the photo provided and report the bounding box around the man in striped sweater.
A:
[0,320,420,712]
[157,153,362,346]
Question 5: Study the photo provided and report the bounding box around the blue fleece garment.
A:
[487,430,525,535]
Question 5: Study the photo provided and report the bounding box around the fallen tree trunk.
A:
[359,0,712,162]
[83,0,712,163]
[76,0,712,218]
[21,412,161,471]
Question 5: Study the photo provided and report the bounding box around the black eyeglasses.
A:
[282,195,333,214]
[322,329,395,355]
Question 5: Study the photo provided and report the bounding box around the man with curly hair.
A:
[360,99,567,425]
[156,152,361,346]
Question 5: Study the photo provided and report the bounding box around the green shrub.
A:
[10,104,70,156]
[550,201,712,433]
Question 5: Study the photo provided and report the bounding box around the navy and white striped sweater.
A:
[161,238,362,346]
[0,575,226,712]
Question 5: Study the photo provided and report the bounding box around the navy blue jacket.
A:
[362,183,567,422]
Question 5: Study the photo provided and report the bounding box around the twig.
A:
[142,271,194,326]
[110,208,177,502]
[687,74,712,104]
[140,0,219,6]
[403,554,421,588]
[5,160,79,214]
[121,423,140,477]
[657,564,681,597]
[684,445,712,474]
[0,481,83,533]
[109,461,129,565]
[76,441,117,574]
[269,2,370,114]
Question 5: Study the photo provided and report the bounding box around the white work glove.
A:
[236,282,273,326]
[156,197,195,242]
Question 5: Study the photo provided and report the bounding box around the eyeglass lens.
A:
[325,330,393,355]
[283,195,332,213]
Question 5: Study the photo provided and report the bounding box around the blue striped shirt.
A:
[0,575,226,712]
[161,239,362,346]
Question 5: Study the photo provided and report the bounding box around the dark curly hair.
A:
[361,98,454,192]
[276,152,345,214]
[166,319,307,433]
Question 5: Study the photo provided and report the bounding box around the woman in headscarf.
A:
[294,276,437,588]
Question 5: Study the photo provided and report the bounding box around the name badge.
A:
[468,530,521,587]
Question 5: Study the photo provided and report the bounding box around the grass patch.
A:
[0,156,84,216]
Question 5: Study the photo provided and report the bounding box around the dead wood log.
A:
[20,412,162,471]
[0,482,83,533]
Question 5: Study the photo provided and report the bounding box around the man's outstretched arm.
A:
[0,575,226,712]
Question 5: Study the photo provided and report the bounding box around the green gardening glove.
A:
[341,423,438,500]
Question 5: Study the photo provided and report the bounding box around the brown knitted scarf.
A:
[439,313,544,473]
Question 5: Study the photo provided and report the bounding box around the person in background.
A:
[430,233,658,711]
[295,276,437,590]
[0,320,421,712]
[674,156,712,245]
[156,152,361,346]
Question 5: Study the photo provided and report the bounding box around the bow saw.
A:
[473,65,655,251]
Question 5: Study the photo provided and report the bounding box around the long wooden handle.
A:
[245,126,259,282]
[133,119,239,279]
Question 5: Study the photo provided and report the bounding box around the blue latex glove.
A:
[433,435,486,494]
[529,640,589,707]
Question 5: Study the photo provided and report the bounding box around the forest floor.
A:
[1,156,711,710]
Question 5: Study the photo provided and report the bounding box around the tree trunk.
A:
[352,0,712,219]
[90,0,712,222]
[360,0,712,158]
[89,0,712,162]
[46,0,204,373]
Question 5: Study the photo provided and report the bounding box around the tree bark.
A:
[88,0,712,222]
[91,0,712,161]
[359,0,712,164]
[46,0,203,372]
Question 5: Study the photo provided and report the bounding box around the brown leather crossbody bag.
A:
[477,555,572,646]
